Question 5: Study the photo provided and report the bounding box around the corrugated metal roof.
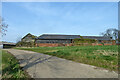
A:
[0,41,16,45]
[36,34,111,40]
[36,34,81,39]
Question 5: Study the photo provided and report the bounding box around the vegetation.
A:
[2,50,29,79]
[73,38,97,46]
[0,16,8,36]
[100,28,119,40]
[15,45,118,71]
[16,41,35,47]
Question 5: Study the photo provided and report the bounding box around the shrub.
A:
[73,38,97,46]
[16,41,35,47]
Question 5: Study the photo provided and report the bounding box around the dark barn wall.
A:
[35,39,73,47]
[22,36,35,42]
[35,39,72,44]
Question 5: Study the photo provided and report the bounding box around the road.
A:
[5,49,118,78]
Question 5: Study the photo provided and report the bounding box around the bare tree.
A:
[0,16,8,36]
[16,36,22,43]
[100,28,119,40]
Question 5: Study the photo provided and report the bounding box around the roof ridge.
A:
[42,34,80,36]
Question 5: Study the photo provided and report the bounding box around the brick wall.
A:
[35,43,73,47]
[36,43,59,47]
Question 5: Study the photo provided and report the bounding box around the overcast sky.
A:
[2,2,118,43]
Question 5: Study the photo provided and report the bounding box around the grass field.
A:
[16,45,118,71]
[2,50,29,79]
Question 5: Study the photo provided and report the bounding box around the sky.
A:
[2,2,118,43]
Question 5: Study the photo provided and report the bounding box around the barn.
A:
[21,33,37,42]
[35,34,80,47]
[35,34,114,47]
[1,42,16,49]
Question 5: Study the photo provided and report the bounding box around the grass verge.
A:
[15,45,118,71]
[2,50,29,79]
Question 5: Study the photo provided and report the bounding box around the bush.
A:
[73,38,97,46]
[16,41,35,47]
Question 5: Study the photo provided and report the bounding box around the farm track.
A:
[5,49,118,78]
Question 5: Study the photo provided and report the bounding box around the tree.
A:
[0,16,8,36]
[100,28,119,40]
[16,36,22,43]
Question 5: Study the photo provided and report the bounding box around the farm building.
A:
[16,33,37,47]
[21,33,37,42]
[35,34,115,47]
[35,34,80,47]
[82,36,115,45]
[1,41,16,49]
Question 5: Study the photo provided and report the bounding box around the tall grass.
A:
[2,50,29,79]
[16,45,118,71]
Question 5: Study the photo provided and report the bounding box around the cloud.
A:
[21,3,61,16]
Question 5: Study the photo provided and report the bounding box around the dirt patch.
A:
[93,50,118,56]
[45,50,58,53]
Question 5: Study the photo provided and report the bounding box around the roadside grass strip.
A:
[2,50,29,79]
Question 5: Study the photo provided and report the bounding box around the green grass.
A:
[15,45,118,71]
[2,50,29,79]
